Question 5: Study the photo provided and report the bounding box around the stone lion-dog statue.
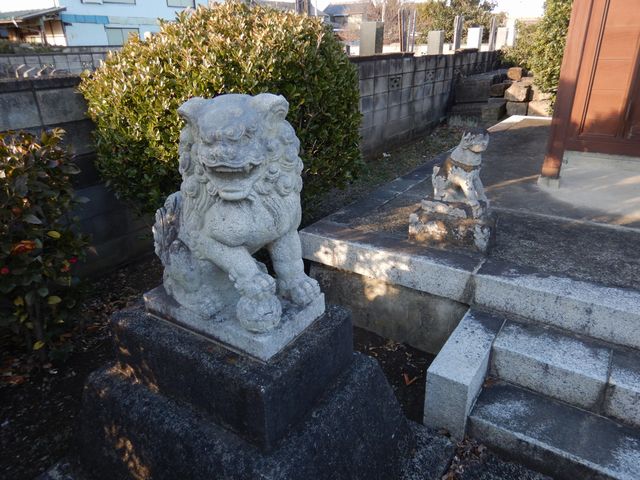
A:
[152,93,321,333]
[432,127,490,217]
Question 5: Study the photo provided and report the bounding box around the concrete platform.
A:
[300,116,640,352]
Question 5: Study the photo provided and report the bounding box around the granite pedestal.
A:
[70,304,453,479]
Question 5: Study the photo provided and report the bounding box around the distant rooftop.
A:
[0,7,65,24]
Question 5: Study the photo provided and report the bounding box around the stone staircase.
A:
[441,307,640,479]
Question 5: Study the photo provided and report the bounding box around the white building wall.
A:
[59,0,210,46]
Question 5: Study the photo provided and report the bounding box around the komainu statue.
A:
[149,93,322,335]
[409,128,495,253]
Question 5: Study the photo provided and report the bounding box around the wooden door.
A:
[565,0,640,156]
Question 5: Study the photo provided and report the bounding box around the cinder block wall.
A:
[354,50,501,156]
[0,48,117,77]
[0,76,151,276]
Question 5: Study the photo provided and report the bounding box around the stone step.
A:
[474,260,640,350]
[469,382,640,480]
[491,320,611,412]
[491,320,640,428]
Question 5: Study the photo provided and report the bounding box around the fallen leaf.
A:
[402,373,418,386]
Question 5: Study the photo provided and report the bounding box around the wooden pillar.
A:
[541,0,594,179]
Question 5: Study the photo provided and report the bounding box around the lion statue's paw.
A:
[278,275,321,307]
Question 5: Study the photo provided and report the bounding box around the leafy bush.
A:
[0,130,89,358]
[79,2,362,216]
[528,0,572,97]
[501,0,571,104]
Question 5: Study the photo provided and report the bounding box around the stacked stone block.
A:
[499,67,553,117]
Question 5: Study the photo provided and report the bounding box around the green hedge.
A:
[80,2,362,216]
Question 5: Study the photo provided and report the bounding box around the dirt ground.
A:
[0,255,435,479]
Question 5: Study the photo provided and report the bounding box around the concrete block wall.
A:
[354,50,501,156]
[0,76,151,276]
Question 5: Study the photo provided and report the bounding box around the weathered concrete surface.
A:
[469,382,640,480]
[423,309,505,439]
[605,349,640,428]
[491,321,611,410]
[474,261,640,350]
[310,263,467,354]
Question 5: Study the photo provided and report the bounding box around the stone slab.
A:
[36,88,88,125]
[489,81,511,97]
[605,348,640,428]
[112,304,352,450]
[474,261,640,350]
[507,67,523,81]
[482,101,506,123]
[491,321,611,410]
[144,285,325,362]
[506,101,528,116]
[301,220,480,303]
[504,83,531,102]
[423,309,505,439]
[469,382,640,480]
[76,354,416,480]
[0,91,40,131]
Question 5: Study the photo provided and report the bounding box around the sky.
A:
[314,0,546,19]
[493,0,545,19]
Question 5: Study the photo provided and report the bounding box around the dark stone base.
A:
[76,355,414,480]
[65,304,455,479]
[111,304,352,450]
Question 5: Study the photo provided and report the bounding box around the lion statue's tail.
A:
[152,192,182,266]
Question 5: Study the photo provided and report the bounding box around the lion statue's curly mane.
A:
[152,93,321,333]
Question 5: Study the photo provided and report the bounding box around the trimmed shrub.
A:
[528,0,573,98]
[0,130,89,359]
[79,2,362,216]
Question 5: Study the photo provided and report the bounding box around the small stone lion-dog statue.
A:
[432,127,490,217]
[152,93,322,333]
[409,128,494,252]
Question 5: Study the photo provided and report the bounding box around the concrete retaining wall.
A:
[354,50,501,156]
[0,76,151,276]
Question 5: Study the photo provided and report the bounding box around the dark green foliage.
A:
[79,2,362,216]
[528,0,573,97]
[0,130,89,358]
[501,20,538,71]
[416,0,506,43]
